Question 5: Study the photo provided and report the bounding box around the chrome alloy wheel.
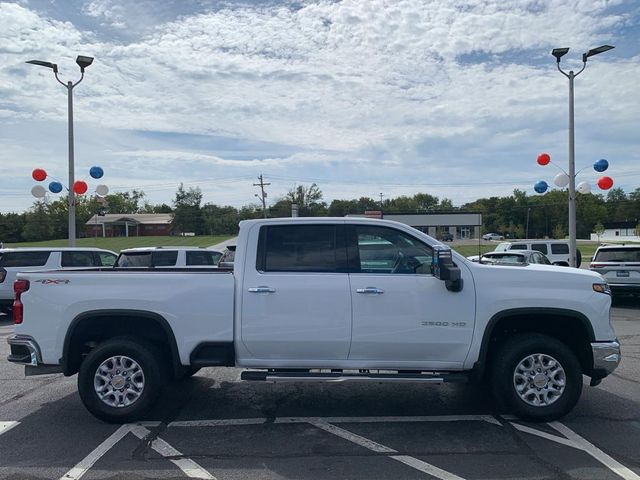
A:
[513,353,566,407]
[94,355,145,408]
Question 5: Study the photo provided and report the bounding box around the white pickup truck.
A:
[8,218,620,423]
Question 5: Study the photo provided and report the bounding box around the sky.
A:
[0,0,639,213]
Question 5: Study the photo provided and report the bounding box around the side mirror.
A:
[432,245,463,292]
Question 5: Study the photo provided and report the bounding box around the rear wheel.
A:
[490,333,582,422]
[78,338,164,423]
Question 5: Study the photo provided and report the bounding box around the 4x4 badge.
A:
[34,279,70,285]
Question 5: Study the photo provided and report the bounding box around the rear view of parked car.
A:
[0,248,117,315]
[590,244,640,296]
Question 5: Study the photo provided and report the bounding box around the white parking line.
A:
[130,425,215,480]
[549,422,640,480]
[309,421,396,453]
[168,414,500,427]
[59,424,215,480]
[511,421,640,480]
[0,421,19,436]
[310,421,466,480]
[60,425,131,480]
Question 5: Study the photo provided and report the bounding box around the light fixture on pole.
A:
[551,44,613,267]
[26,55,94,247]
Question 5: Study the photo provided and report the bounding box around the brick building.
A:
[85,214,173,237]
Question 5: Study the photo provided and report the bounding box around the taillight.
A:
[13,279,30,325]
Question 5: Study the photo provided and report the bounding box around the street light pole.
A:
[67,80,76,246]
[26,56,94,247]
[551,45,613,267]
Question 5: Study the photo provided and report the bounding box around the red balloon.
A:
[537,153,551,166]
[32,168,47,181]
[72,180,88,194]
[597,176,614,190]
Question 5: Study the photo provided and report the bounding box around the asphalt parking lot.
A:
[0,298,639,480]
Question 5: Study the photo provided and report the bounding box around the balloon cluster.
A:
[30,166,109,199]
[534,153,614,195]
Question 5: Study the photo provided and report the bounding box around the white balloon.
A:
[554,172,570,188]
[95,184,109,196]
[31,185,46,198]
[577,181,591,194]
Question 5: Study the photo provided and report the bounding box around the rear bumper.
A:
[7,334,42,366]
[591,340,621,379]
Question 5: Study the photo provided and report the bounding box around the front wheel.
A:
[490,333,582,422]
[78,338,164,423]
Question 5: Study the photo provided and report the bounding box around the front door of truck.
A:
[240,223,351,361]
[347,224,475,368]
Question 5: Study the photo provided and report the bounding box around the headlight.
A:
[593,283,611,295]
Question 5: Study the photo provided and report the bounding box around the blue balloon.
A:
[534,180,548,194]
[48,181,63,194]
[594,158,609,172]
[89,166,104,179]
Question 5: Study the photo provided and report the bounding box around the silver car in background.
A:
[590,244,640,296]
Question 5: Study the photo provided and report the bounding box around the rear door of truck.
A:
[239,222,351,361]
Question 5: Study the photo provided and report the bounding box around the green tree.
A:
[22,201,52,241]
[284,183,327,216]
[0,213,26,243]
[594,222,605,242]
[172,184,204,235]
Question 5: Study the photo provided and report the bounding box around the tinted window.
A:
[594,248,640,262]
[153,251,178,266]
[259,225,339,272]
[186,251,220,266]
[509,244,527,250]
[354,226,433,274]
[531,244,548,254]
[0,251,50,267]
[551,243,569,254]
[98,252,117,266]
[62,251,96,267]
[116,252,151,267]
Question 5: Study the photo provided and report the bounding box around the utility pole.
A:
[253,174,270,219]
[379,193,384,209]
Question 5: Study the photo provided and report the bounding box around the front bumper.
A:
[591,340,621,378]
[7,334,42,366]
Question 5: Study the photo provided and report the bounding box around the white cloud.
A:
[1,0,638,213]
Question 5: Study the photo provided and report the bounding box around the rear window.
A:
[531,243,548,254]
[257,225,338,272]
[116,251,178,267]
[551,243,569,254]
[594,248,640,263]
[0,251,51,267]
[62,251,97,267]
[186,251,221,266]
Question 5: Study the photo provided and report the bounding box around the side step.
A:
[241,370,468,384]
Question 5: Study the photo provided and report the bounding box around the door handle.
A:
[356,287,384,295]
[248,286,276,293]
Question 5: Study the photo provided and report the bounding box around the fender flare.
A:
[471,307,595,381]
[62,309,181,376]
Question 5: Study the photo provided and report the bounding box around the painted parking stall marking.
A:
[0,421,19,437]
[60,424,215,480]
[510,420,640,480]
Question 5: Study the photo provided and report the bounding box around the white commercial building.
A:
[352,211,482,240]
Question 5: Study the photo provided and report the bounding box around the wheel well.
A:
[63,312,180,377]
[482,313,594,378]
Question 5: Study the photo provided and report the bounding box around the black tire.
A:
[490,333,582,422]
[78,338,164,423]
[576,249,582,268]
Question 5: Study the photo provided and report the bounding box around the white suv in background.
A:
[590,244,640,296]
[115,247,223,268]
[494,240,581,267]
[0,248,117,315]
